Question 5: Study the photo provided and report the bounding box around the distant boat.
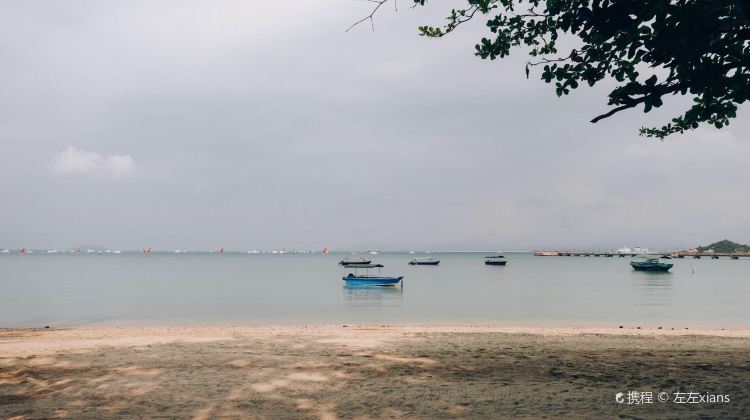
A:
[408,257,440,266]
[369,250,379,255]
[485,255,507,266]
[342,264,403,286]
[1,249,9,254]
[339,257,372,266]
[617,246,649,254]
[630,256,673,272]
[533,251,558,256]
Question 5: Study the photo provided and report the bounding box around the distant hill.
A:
[696,239,750,254]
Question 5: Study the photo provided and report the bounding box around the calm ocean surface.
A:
[1,252,748,328]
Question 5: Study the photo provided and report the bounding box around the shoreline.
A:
[3,324,750,358]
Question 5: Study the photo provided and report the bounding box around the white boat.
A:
[617,246,649,254]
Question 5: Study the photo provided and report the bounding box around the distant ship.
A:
[340,257,372,266]
[485,255,508,266]
[617,246,649,254]
[533,251,558,256]
[408,257,440,266]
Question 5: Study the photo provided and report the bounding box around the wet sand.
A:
[1,325,749,418]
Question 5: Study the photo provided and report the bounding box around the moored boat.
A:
[342,264,403,286]
[408,257,440,266]
[485,255,507,266]
[339,257,372,266]
[630,256,673,272]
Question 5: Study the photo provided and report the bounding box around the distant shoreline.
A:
[0,321,750,337]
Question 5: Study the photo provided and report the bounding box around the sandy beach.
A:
[1,325,749,418]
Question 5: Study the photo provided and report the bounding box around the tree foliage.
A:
[355,1,750,138]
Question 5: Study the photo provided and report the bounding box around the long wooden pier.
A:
[534,251,750,259]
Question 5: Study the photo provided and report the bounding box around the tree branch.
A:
[590,103,642,123]
[346,0,391,32]
[591,84,681,123]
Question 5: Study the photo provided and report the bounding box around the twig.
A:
[346,0,391,32]
[526,49,577,67]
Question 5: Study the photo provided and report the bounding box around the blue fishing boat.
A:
[630,256,673,272]
[342,264,403,286]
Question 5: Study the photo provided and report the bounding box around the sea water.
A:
[1,252,748,327]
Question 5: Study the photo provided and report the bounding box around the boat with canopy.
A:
[342,264,403,286]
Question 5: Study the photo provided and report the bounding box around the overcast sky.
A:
[1,1,749,251]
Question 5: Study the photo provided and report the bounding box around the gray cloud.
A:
[50,146,135,178]
[1,1,748,251]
